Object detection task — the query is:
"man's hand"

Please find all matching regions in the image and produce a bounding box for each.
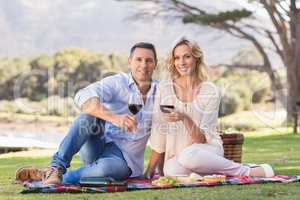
[81,97,137,133]
[114,114,137,133]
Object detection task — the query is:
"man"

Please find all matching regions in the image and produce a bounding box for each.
[16,42,158,185]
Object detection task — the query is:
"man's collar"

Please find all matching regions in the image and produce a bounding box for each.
[128,72,155,93]
[128,72,136,87]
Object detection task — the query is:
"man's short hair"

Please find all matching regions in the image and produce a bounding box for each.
[130,42,157,62]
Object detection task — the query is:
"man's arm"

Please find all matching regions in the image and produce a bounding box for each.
[81,97,137,132]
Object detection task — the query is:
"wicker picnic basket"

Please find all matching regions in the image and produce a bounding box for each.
[220,133,244,163]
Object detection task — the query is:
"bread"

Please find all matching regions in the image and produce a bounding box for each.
[202,175,226,183]
[151,177,177,187]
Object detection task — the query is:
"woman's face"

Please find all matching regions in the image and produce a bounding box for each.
[173,44,197,77]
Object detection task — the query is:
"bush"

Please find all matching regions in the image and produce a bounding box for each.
[215,68,271,116]
[252,88,268,103]
[0,96,79,117]
[0,48,128,101]
[219,92,241,117]
[41,96,79,117]
[231,83,251,111]
[217,78,252,116]
[220,122,257,131]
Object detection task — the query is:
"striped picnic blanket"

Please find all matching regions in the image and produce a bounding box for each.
[20,175,300,194]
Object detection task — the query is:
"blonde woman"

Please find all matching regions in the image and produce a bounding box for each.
[145,38,274,179]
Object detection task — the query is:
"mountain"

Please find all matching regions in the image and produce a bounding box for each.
[0,0,274,65]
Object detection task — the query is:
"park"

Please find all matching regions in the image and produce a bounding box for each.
[0,0,299,199]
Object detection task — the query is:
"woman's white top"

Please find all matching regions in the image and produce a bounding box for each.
[150,80,223,161]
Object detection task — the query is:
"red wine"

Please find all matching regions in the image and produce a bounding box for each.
[128,104,143,115]
[160,105,175,113]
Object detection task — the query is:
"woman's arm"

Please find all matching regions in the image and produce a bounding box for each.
[164,83,221,144]
[182,115,207,144]
[144,150,165,179]
[163,112,206,144]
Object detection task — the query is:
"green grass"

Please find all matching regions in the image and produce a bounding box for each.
[0,130,299,200]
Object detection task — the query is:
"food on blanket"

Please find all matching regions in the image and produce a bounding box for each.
[189,172,203,181]
[174,176,195,184]
[185,173,226,183]
[152,177,177,187]
[171,173,226,183]
[201,175,226,183]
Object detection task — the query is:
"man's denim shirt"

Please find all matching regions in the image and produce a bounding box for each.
[74,72,158,177]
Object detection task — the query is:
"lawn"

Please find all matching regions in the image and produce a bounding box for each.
[0,129,299,200]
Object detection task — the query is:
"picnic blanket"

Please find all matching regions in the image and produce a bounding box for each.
[20,175,300,194]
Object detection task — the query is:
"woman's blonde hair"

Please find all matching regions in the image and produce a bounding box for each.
[167,37,208,81]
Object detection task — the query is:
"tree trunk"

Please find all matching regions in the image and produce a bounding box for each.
[288,9,300,134]
[293,12,300,134]
[286,66,299,134]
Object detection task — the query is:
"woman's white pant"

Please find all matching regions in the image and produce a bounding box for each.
[164,143,250,177]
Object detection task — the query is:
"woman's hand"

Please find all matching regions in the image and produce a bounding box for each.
[144,150,165,179]
[163,110,207,144]
[163,111,186,122]
[144,168,156,179]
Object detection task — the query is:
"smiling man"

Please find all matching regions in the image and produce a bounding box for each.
[16,42,158,185]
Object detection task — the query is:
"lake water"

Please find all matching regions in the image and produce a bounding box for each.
[0,129,65,150]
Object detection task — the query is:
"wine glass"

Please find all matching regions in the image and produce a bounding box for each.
[160,105,175,113]
[128,104,143,115]
[128,93,143,115]
[160,95,175,113]
[127,93,142,137]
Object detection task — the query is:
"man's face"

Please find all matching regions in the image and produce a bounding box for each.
[129,47,157,84]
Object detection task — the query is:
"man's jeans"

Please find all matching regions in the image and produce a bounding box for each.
[51,113,132,184]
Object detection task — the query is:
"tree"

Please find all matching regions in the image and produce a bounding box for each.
[117,0,300,133]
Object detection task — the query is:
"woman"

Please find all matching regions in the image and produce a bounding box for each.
[145,38,274,179]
